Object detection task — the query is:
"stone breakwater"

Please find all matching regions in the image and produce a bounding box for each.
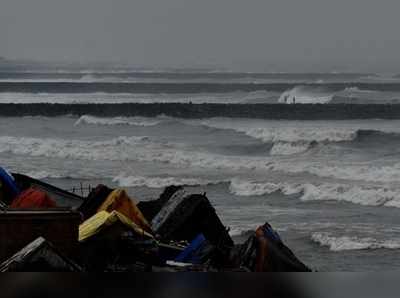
[2,103,400,119]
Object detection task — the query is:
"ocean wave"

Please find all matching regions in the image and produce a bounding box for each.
[229,179,400,207]
[4,134,400,186]
[199,119,358,155]
[0,136,154,161]
[277,85,399,104]
[311,232,400,251]
[113,173,224,188]
[22,170,99,180]
[0,135,263,171]
[24,170,70,180]
[74,115,161,127]
[200,119,359,143]
[229,179,282,196]
[342,87,376,93]
[292,162,400,184]
[269,141,314,155]
[199,118,400,155]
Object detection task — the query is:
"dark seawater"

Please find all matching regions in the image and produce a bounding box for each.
[1,62,400,271]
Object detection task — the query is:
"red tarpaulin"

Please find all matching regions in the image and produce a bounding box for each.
[11,188,57,209]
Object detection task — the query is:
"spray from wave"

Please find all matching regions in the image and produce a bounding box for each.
[278,86,334,104]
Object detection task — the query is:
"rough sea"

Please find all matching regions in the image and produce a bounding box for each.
[2,62,400,271]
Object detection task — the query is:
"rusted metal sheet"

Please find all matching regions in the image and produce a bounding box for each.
[0,209,81,262]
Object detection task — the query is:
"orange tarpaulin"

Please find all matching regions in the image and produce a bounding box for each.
[97,189,152,233]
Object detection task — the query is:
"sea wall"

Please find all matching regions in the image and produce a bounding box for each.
[1,103,400,119]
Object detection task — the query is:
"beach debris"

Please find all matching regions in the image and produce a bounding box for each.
[0,168,311,272]
[151,189,234,249]
[230,223,311,272]
[174,233,215,265]
[138,185,183,222]
[0,237,82,272]
[78,184,113,220]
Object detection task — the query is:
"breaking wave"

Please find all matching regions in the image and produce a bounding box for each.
[273,161,400,184]
[229,179,400,208]
[0,135,263,170]
[269,141,315,155]
[4,133,400,186]
[24,170,72,180]
[74,115,162,127]
[199,120,359,155]
[0,136,153,161]
[311,232,400,251]
[199,118,400,155]
[113,174,224,188]
[21,170,105,180]
[342,87,376,93]
[200,119,357,142]
[276,85,400,104]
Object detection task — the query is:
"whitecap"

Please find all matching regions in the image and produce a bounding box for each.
[311,232,400,251]
[113,173,224,188]
[74,115,161,127]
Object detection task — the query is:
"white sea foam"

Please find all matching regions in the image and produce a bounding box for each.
[199,119,359,143]
[199,118,361,155]
[4,134,400,186]
[4,129,400,189]
[24,170,66,180]
[270,141,312,155]
[113,173,223,188]
[74,115,161,127]
[311,232,400,251]
[229,179,400,207]
[342,87,376,93]
[0,136,152,161]
[0,135,265,172]
[271,161,400,184]
[295,183,400,206]
[229,179,281,196]
[22,170,95,180]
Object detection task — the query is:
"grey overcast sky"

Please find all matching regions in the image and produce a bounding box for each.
[1,0,400,72]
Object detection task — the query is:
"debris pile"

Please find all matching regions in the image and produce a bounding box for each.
[0,167,311,272]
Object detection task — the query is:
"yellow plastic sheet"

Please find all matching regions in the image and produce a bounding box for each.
[79,210,153,242]
[97,189,152,233]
